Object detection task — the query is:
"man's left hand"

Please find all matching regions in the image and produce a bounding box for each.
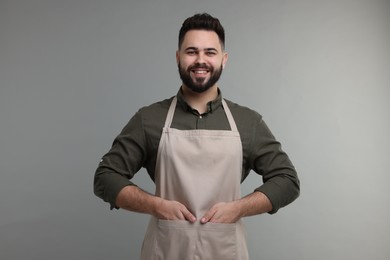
[200,201,242,224]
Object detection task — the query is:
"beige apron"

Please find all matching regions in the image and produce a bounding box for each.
[140,97,249,260]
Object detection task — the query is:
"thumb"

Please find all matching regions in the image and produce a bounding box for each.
[200,208,215,224]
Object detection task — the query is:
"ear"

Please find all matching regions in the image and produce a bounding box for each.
[222,51,228,69]
[176,50,180,65]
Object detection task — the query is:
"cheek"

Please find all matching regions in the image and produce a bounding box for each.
[211,56,225,66]
[179,58,192,68]
[211,60,224,70]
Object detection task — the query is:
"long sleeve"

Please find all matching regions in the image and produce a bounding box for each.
[248,117,300,214]
[94,111,147,209]
[94,92,300,212]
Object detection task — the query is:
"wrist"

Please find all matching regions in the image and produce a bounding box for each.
[233,200,245,219]
[151,196,164,218]
[238,192,272,217]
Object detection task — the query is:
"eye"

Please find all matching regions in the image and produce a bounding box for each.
[205,51,217,56]
[186,50,197,55]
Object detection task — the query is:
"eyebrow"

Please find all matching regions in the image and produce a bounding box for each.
[184,47,219,52]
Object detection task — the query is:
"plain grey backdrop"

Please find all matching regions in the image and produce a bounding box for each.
[1,0,389,259]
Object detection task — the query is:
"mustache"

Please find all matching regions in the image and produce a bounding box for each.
[188,63,212,71]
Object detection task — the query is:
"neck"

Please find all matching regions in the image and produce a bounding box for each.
[181,85,218,114]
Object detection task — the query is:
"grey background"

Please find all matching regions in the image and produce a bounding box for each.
[1,0,389,259]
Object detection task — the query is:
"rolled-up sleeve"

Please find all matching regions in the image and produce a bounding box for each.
[94,111,146,209]
[249,117,300,214]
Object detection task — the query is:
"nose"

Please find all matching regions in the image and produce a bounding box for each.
[195,52,205,63]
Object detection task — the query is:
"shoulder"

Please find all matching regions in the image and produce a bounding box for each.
[120,96,173,133]
[133,96,175,124]
[137,96,174,115]
[132,96,174,132]
[223,98,263,122]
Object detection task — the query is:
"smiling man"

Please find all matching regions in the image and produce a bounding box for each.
[178,30,226,95]
[94,13,300,259]
[177,29,227,115]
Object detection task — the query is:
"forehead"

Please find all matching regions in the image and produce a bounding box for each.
[181,30,222,50]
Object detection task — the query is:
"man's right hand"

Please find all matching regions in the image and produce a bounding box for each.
[115,186,196,223]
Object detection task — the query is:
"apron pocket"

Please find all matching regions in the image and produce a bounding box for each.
[154,220,197,260]
[197,222,238,260]
[154,220,238,260]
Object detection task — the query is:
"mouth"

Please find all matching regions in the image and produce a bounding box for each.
[189,65,211,77]
[191,69,209,76]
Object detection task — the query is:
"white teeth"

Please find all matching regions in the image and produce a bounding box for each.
[193,70,208,74]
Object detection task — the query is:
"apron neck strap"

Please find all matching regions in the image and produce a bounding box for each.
[164,96,178,128]
[221,99,238,132]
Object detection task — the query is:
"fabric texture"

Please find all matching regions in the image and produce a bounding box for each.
[140,97,248,259]
[94,88,300,213]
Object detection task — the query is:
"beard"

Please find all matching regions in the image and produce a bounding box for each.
[178,62,223,93]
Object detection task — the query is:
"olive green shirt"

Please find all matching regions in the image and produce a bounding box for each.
[94,89,299,214]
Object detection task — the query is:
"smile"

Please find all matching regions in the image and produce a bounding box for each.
[191,69,209,75]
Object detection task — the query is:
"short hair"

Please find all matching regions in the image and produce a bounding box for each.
[178,13,225,50]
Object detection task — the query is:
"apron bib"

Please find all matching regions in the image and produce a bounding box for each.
[141,97,249,260]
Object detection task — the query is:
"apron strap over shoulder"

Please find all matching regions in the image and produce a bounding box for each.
[164,96,178,128]
[222,99,238,132]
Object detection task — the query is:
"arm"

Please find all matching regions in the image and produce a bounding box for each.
[251,118,300,214]
[94,108,193,220]
[93,111,146,209]
[94,99,197,221]
[116,185,196,222]
[201,113,299,223]
[237,191,273,217]
[200,191,272,223]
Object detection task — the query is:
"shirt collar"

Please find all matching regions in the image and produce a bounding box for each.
[176,87,223,114]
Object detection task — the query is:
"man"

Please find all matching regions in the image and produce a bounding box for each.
[94,13,299,259]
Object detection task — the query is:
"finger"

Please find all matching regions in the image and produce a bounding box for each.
[181,208,196,223]
[175,202,196,222]
[200,208,216,224]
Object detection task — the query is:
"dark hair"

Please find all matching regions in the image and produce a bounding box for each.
[178,13,225,50]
